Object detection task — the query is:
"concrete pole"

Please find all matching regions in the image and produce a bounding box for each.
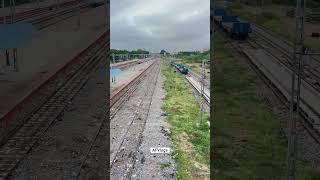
[12,0,15,22]
[9,0,13,23]
[2,0,6,24]
[77,0,80,29]
[6,50,10,66]
[13,48,18,72]
[2,0,9,66]
[198,60,206,128]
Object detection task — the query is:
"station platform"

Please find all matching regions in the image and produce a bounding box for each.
[110,59,156,95]
[0,5,106,118]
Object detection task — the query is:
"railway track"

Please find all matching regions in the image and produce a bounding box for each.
[110,60,158,116]
[0,0,87,23]
[110,60,160,179]
[186,71,210,106]
[188,70,210,89]
[0,32,108,179]
[224,32,320,149]
[31,3,92,30]
[1,0,101,30]
[250,27,320,92]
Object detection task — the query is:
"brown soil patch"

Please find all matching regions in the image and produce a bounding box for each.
[179,132,210,180]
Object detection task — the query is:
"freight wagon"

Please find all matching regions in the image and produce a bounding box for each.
[213,9,252,40]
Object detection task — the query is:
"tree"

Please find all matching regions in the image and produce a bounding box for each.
[160,50,166,54]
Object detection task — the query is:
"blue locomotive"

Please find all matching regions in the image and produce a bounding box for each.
[213,8,252,39]
[170,61,189,74]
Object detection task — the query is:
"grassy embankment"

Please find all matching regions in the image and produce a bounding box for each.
[224,1,320,51]
[213,36,320,179]
[161,60,210,180]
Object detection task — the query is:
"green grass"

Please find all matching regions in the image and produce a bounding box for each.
[161,61,210,180]
[213,36,320,179]
[159,162,172,170]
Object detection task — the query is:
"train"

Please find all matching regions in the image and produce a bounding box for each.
[170,61,189,74]
[213,8,252,40]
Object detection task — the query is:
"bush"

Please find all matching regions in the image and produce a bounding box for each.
[256,11,277,24]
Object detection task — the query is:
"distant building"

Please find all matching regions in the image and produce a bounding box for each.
[200,48,209,53]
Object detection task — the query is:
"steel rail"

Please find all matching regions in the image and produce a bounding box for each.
[185,74,210,105]
[0,0,88,23]
[226,34,320,148]
[109,61,160,179]
[0,32,107,127]
[188,70,210,89]
[250,30,320,91]
[0,33,108,179]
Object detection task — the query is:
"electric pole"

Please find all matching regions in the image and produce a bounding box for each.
[198,59,206,128]
[287,0,306,179]
[2,0,5,24]
[9,0,15,23]
[77,0,80,29]
[2,0,10,66]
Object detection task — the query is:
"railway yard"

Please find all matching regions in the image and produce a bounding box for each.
[0,0,109,179]
[213,3,320,178]
[0,0,212,179]
[109,57,210,179]
[5,0,320,179]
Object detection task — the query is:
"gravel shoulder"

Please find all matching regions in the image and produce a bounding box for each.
[131,67,177,180]
[110,60,177,179]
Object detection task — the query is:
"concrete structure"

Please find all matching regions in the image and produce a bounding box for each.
[0,5,106,118]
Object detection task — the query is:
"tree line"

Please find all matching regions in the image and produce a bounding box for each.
[111,49,150,55]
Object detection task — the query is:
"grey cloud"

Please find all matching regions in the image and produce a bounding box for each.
[111,0,209,52]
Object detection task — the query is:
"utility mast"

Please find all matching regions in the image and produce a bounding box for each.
[198,60,206,128]
[287,0,306,179]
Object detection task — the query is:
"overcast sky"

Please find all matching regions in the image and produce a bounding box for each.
[111,0,209,53]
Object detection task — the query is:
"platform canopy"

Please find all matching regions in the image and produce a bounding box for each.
[0,23,38,52]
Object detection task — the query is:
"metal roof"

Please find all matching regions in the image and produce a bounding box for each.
[0,23,38,52]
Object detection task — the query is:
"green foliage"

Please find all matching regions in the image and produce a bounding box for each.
[110,49,149,54]
[176,51,209,64]
[256,11,277,24]
[162,61,210,179]
[160,49,167,54]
